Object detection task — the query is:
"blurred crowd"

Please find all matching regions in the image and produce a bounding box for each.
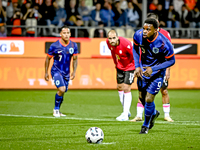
[0,0,200,37]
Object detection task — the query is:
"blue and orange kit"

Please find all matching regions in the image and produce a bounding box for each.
[47,40,78,79]
[132,29,175,79]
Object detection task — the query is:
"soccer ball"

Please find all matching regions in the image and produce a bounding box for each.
[85,127,104,144]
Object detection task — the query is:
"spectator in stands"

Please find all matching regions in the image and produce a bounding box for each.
[11,8,23,36]
[93,21,107,38]
[51,0,67,29]
[180,4,191,28]
[78,0,91,26]
[173,0,184,16]
[190,6,200,37]
[6,0,19,25]
[154,3,167,27]
[120,0,128,10]
[148,0,158,12]
[191,6,200,28]
[70,18,89,37]
[184,0,197,12]
[100,1,115,27]
[166,4,180,28]
[0,1,6,25]
[90,2,102,26]
[180,4,193,37]
[65,0,83,26]
[39,0,55,36]
[112,0,127,27]
[0,25,6,37]
[21,0,32,16]
[126,1,140,27]
[23,3,42,36]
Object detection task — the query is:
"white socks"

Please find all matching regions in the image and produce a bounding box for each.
[136,102,171,118]
[136,102,144,118]
[118,91,124,106]
[123,92,132,115]
[118,91,132,115]
[163,104,170,117]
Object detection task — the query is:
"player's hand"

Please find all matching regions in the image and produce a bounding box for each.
[45,73,49,81]
[135,67,143,79]
[70,72,75,80]
[143,67,152,77]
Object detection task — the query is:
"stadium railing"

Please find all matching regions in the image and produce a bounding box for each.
[4,25,200,39]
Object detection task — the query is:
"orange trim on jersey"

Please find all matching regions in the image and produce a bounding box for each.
[73,53,78,56]
[59,39,70,47]
[147,32,158,43]
[133,40,139,46]
[165,53,174,59]
[47,54,53,58]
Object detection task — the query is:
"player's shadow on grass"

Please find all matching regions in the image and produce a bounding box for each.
[43,113,75,116]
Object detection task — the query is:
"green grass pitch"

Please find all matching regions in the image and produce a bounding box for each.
[0,89,199,150]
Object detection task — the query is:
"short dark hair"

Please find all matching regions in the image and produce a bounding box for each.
[144,18,159,29]
[60,25,70,32]
[147,13,158,20]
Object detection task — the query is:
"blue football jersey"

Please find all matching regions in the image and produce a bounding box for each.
[133,29,175,79]
[47,40,78,79]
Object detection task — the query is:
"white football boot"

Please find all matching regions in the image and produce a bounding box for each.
[53,109,60,117]
[116,112,129,121]
[60,112,66,117]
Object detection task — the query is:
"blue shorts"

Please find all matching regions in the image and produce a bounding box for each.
[137,73,164,95]
[52,72,69,92]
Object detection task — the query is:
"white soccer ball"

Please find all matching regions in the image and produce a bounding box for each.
[85,127,104,144]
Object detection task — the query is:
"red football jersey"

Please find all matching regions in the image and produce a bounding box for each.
[159,28,171,42]
[106,37,135,71]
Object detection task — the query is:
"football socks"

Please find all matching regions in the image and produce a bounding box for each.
[118,90,124,106]
[54,93,63,110]
[137,102,144,118]
[123,92,132,115]
[163,103,170,118]
[143,102,155,127]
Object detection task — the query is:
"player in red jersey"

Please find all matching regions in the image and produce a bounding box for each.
[106,30,135,121]
[130,13,174,122]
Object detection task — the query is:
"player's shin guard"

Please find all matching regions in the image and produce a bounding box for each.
[143,102,155,127]
[55,93,63,110]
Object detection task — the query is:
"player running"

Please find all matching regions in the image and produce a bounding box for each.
[130,13,174,122]
[44,25,78,117]
[133,18,175,134]
[106,30,135,121]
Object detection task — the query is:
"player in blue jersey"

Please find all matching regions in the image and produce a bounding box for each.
[132,18,175,134]
[44,25,78,117]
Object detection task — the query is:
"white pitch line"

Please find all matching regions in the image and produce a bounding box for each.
[101,142,116,145]
[0,114,199,126]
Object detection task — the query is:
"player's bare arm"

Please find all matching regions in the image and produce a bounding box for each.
[165,68,170,81]
[70,55,78,80]
[143,67,153,77]
[44,55,52,81]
